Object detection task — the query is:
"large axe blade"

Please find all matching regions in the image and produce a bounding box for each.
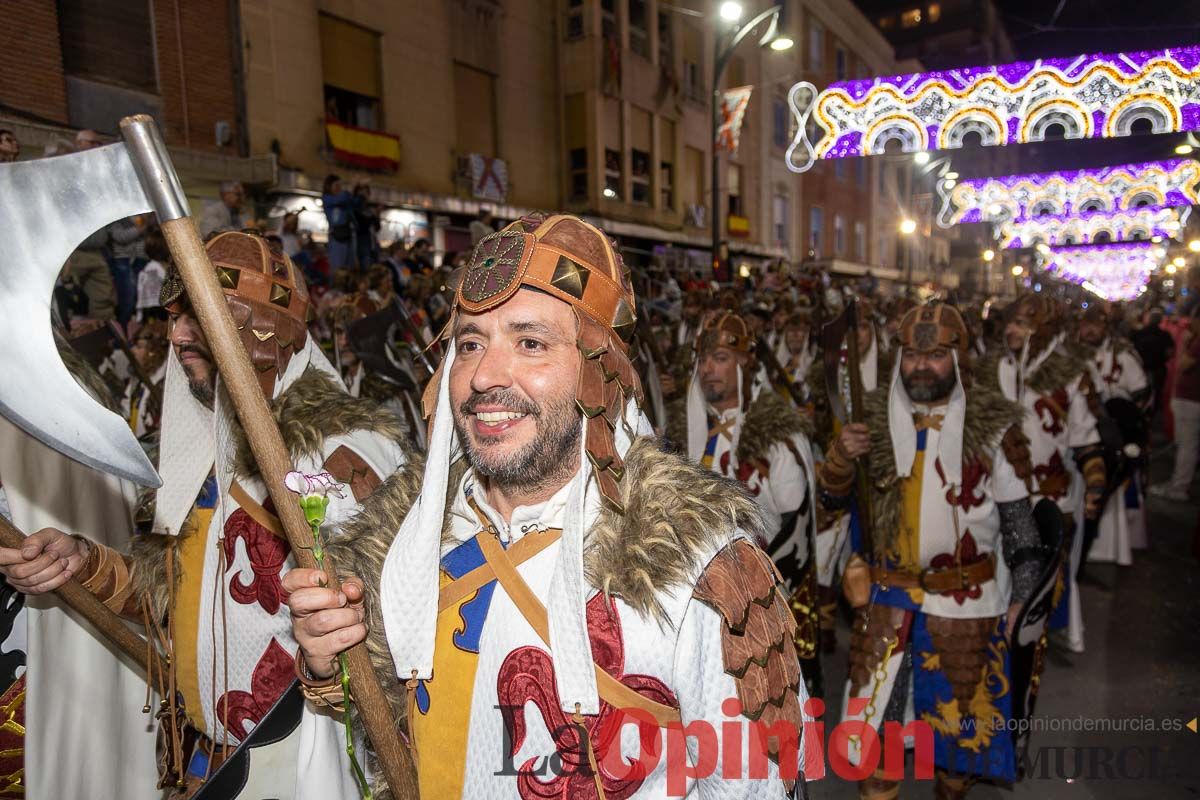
[0,143,160,487]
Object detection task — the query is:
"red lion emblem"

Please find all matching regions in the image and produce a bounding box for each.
[497,594,678,799]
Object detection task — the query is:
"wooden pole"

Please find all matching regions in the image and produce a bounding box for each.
[157,216,419,798]
[0,516,167,678]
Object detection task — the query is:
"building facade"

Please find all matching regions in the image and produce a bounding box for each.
[0,0,273,202]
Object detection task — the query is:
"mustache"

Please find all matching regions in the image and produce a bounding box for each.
[177,342,212,359]
[459,389,540,416]
[906,369,940,383]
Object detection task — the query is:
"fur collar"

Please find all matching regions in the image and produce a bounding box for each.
[664,388,813,463]
[978,345,1087,397]
[862,383,1024,554]
[736,388,814,465]
[231,366,409,478]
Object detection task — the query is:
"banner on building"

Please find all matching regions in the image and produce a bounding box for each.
[469,154,509,203]
[716,86,754,155]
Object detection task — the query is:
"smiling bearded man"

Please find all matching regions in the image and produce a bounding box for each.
[285,213,812,799]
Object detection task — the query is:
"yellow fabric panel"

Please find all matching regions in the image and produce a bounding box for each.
[319,14,381,97]
[174,504,215,737]
[325,121,401,162]
[411,571,482,800]
[895,447,924,572]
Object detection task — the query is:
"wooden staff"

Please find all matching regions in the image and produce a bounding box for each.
[0,516,168,678]
[156,212,418,796]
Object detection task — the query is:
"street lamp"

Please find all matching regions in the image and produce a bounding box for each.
[1011,265,1024,276]
[983,249,995,262]
[1173,256,1186,268]
[913,151,931,165]
[711,4,790,279]
[1189,239,1200,253]
[899,218,917,235]
[1176,144,1194,155]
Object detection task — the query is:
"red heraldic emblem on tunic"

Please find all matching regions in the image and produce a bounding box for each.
[223,502,291,615]
[497,593,678,799]
[216,638,294,738]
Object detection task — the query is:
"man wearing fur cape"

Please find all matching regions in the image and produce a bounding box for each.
[818,303,1045,799]
[807,298,891,654]
[0,232,411,798]
[285,213,811,798]
[1077,304,1150,561]
[666,310,821,673]
[976,295,1105,654]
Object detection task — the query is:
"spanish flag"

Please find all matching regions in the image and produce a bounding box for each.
[325,118,401,172]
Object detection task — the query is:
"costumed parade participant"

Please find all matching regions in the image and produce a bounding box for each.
[667,310,821,684]
[286,213,811,798]
[0,340,160,800]
[776,308,816,406]
[810,298,891,654]
[0,232,412,798]
[1077,305,1152,559]
[122,317,169,438]
[978,295,1105,654]
[818,303,1048,800]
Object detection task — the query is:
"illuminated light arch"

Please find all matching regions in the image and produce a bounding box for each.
[998,204,1190,248]
[1124,188,1164,208]
[1044,241,1161,301]
[862,114,928,156]
[1105,94,1180,136]
[938,159,1200,226]
[786,46,1200,173]
[1023,99,1092,141]
[1075,194,1110,213]
[1030,199,1063,217]
[938,107,1007,149]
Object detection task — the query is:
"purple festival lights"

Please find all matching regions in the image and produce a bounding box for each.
[786,46,1200,173]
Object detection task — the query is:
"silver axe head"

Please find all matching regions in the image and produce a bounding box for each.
[0,120,183,487]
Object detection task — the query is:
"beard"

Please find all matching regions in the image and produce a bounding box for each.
[178,345,216,408]
[902,367,957,402]
[453,386,582,497]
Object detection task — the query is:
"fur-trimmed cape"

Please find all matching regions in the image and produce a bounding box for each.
[664,386,814,464]
[322,436,764,798]
[976,345,1088,397]
[129,366,411,618]
[860,383,1027,555]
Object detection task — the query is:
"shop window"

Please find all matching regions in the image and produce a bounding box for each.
[320,14,383,130]
[854,221,867,261]
[773,195,790,250]
[630,0,649,59]
[927,3,941,23]
[835,214,846,256]
[809,206,824,255]
[901,8,922,28]
[565,0,584,40]
[454,61,497,157]
[605,148,623,200]
[728,164,744,217]
[569,148,589,201]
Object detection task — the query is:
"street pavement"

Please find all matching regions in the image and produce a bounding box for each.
[808,439,1200,799]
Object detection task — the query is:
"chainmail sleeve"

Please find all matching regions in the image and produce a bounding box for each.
[997,497,1043,606]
